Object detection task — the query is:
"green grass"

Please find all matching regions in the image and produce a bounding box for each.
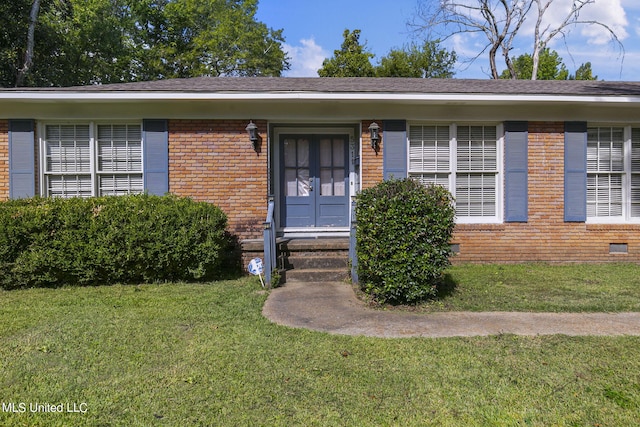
[1,266,640,426]
[421,263,640,312]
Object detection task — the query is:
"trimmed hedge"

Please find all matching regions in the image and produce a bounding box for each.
[355,178,455,304]
[0,194,235,289]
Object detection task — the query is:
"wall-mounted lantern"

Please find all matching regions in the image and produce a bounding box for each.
[246,120,259,151]
[368,122,380,151]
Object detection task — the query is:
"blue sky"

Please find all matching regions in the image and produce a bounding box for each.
[256,0,640,80]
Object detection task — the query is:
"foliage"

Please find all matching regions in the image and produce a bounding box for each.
[319,29,457,79]
[1,0,289,87]
[570,62,598,80]
[375,40,457,78]
[500,48,598,80]
[134,0,289,80]
[318,29,375,77]
[500,48,568,80]
[0,194,235,289]
[355,178,455,304]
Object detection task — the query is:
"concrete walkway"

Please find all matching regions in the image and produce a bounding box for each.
[262,281,640,338]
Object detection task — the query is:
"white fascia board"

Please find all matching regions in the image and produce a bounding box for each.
[2,91,640,104]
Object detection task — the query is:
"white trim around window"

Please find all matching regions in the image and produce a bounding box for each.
[586,124,640,223]
[408,122,504,224]
[39,121,144,198]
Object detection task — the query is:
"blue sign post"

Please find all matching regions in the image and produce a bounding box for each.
[248,257,265,288]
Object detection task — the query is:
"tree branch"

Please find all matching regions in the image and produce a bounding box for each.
[16,0,41,87]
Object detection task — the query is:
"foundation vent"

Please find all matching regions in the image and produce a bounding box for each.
[609,243,628,254]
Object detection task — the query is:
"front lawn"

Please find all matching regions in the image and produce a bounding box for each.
[1,266,639,426]
[408,263,640,312]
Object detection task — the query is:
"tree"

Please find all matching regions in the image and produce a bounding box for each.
[411,0,624,80]
[2,0,290,87]
[411,0,532,79]
[570,62,597,80]
[528,0,621,80]
[499,48,568,80]
[2,0,139,86]
[16,0,41,87]
[317,29,375,77]
[500,49,600,80]
[376,41,457,78]
[134,0,289,79]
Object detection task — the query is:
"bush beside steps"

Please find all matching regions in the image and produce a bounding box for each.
[355,178,456,304]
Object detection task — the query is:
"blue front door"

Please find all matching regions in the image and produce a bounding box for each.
[281,134,349,228]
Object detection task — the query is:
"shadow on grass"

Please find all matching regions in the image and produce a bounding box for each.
[435,272,458,300]
[355,272,460,311]
[218,232,245,280]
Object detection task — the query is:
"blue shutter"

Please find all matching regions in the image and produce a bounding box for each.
[143,119,169,195]
[504,121,528,222]
[9,120,35,199]
[382,120,407,180]
[564,121,587,222]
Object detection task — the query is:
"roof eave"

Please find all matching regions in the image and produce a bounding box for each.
[2,91,640,104]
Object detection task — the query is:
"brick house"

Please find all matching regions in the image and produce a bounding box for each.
[2,77,640,265]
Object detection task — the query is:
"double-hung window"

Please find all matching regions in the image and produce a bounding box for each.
[42,123,143,198]
[587,126,640,221]
[409,124,502,222]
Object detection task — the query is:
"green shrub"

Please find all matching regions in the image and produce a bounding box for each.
[355,178,455,304]
[0,194,235,289]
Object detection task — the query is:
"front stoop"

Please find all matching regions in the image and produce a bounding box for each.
[278,238,350,283]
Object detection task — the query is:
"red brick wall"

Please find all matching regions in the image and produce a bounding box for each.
[0,120,8,201]
[359,120,640,263]
[452,121,640,263]
[168,119,268,240]
[361,120,383,189]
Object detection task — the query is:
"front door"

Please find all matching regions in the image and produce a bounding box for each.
[281,134,349,228]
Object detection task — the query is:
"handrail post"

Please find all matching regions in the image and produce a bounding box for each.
[349,198,358,284]
[263,196,276,288]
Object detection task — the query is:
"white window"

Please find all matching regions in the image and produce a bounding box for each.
[587,126,640,221]
[409,123,502,222]
[42,123,143,198]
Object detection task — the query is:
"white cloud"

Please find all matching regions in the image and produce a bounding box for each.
[578,0,628,45]
[283,38,328,77]
[531,0,628,46]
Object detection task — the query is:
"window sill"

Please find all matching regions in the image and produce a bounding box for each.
[586,223,640,231]
[455,223,505,232]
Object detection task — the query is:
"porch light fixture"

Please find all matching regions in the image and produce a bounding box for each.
[368,122,380,151]
[246,120,259,151]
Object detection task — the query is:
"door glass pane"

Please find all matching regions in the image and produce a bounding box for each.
[320,138,332,167]
[333,138,345,167]
[297,168,309,196]
[319,136,346,196]
[298,138,309,167]
[320,169,333,195]
[285,168,297,196]
[333,169,345,196]
[284,138,297,167]
[284,137,310,197]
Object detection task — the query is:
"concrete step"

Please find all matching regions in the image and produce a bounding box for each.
[284,268,349,283]
[283,255,348,270]
[275,238,351,284]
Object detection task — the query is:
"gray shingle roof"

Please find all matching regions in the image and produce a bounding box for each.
[5,77,640,96]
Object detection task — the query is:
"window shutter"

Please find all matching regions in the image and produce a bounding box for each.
[9,120,35,199]
[143,119,168,195]
[383,120,407,180]
[504,121,528,222]
[564,122,587,222]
